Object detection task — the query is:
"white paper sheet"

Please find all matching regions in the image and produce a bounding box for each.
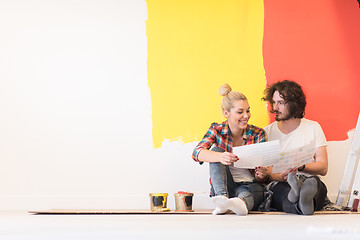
[232,140,280,169]
[271,140,315,173]
[232,140,316,173]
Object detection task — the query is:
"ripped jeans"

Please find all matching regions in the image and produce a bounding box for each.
[209,146,265,211]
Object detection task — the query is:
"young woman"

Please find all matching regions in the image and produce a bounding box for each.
[192,83,269,215]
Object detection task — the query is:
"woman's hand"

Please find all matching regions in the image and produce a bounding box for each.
[255,166,270,182]
[255,166,268,178]
[219,152,239,165]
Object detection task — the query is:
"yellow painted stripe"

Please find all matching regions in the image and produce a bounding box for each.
[147,0,268,148]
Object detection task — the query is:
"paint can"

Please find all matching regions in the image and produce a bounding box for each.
[149,193,169,212]
[351,198,359,212]
[174,191,194,212]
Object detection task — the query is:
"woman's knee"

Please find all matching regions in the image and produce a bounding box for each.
[238,191,254,210]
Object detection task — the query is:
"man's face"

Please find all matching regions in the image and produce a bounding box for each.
[272,91,291,121]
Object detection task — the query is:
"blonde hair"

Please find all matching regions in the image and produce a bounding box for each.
[219,83,247,112]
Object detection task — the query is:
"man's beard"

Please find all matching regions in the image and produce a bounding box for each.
[274,111,292,121]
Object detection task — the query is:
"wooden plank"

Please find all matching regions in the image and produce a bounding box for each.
[28,209,359,215]
[28,209,212,214]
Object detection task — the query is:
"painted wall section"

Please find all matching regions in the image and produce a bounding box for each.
[147,0,269,148]
[263,0,360,140]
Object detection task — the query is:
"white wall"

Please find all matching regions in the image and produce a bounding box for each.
[323,134,352,202]
[0,0,355,211]
[0,0,211,210]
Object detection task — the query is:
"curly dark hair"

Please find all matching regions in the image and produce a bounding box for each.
[262,80,306,119]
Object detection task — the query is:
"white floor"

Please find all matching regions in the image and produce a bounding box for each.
[0,211,360,240]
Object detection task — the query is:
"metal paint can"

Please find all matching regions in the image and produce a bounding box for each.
[174,191,194,212]
[149,193,168,212]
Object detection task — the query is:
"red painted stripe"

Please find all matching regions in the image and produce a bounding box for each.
[263,0,360,140]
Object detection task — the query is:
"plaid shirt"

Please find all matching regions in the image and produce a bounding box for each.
[192,120,267,164]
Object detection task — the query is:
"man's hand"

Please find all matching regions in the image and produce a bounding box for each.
[280,167,298,181]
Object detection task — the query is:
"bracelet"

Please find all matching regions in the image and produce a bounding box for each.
[298,164,305,171]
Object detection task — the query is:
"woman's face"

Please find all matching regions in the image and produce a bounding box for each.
[224,99,251,131]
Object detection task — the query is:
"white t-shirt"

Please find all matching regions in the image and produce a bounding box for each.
[264,118,327,166]
[229,166,254,182]
[264,118,327,152]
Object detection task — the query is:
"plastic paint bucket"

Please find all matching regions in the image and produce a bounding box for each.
[174,191,194,212]
[149,193,168,211]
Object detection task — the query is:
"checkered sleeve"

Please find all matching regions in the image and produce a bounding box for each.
[245,125,268,145]
[192,123,217,163]
[257,128,267,143]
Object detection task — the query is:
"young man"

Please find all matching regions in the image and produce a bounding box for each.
[262,80,328,215]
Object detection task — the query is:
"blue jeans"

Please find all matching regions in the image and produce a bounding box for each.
[271,175,328,214]
[209,146,265,211]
